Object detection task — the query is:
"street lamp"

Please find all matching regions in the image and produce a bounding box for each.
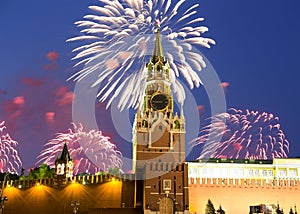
[71,200,80,214]
[0,173,9,214]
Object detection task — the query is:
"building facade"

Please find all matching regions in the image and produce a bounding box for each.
[133,26,189,214]
[188,158,300,213]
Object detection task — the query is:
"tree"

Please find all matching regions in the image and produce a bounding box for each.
[289,208,294,214]
[38,164,55,179]
[0,172,19,181]
[19,168,25,180]
[108,167,120,176]
[217,205,225,214]
[276,204,284,214]
[26,164,55,180]
[205,199,216,214]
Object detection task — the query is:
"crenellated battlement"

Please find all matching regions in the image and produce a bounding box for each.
[147,162,186,173]
[188,177,300,189]
[0,173,135,189]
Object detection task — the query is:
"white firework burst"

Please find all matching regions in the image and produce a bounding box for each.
[0,121,23,173]
[192,108,289,160]
[36,123,122,175]
[67,0,215,110]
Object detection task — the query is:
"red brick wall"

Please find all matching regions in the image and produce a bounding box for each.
[189,178,300,213]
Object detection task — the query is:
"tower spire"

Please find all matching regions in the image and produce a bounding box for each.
[59,141,72,161]
[151,20,164,64]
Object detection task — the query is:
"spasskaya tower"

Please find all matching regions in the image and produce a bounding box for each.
[133,24,189,214]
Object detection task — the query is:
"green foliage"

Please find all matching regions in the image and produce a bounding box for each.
[217,205,225,214]
[205,199,216,214]
[95,171,106,176]
[26,164,55,180]
[108,167,120,176]
[19,168,25,180]
[19,175,26,180]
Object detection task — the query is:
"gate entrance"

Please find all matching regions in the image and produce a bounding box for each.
[159,197,174,214]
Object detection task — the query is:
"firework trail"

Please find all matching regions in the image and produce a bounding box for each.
[192,108,289,159]
[0,121,23,173]
[67,0,215,110]
[36,123,122,175]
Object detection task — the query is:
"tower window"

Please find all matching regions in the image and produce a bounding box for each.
[142,120,148,128]
[174,120,180,129]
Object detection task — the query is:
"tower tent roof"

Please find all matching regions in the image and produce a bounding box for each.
[151,27,164,64]
[58,143,72,161]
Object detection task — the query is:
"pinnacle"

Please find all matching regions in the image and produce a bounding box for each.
[151,27,164,64]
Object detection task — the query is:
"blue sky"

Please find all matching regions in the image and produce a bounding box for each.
[0,0,299,171]
[201,0,300,157]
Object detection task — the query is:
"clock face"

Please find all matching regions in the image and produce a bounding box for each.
[150,93,169,111]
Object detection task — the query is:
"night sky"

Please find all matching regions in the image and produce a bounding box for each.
[0,0,299,172]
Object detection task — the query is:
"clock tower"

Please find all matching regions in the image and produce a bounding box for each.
[133,25,189,214]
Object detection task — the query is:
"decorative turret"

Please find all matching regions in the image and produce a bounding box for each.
[55,142,74,186]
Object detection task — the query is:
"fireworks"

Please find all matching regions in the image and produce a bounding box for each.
[67,0,215,110]
[192,108,289,159]
[0,121,23,173]
[36,123,122,175]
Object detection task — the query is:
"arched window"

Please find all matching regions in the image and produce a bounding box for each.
[142,120,148,128]
[174,120,180,129]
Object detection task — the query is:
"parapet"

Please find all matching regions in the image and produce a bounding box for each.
[0,173,135,189]
[188,177,300,189]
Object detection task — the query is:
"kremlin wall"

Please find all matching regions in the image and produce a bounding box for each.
[188,158,300,213]
[2,174,136,214]
[1,158,300,213]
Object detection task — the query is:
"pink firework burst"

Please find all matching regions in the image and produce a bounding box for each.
[192,108,289,159]
[0,121,23,173]
[36,123,122,175]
